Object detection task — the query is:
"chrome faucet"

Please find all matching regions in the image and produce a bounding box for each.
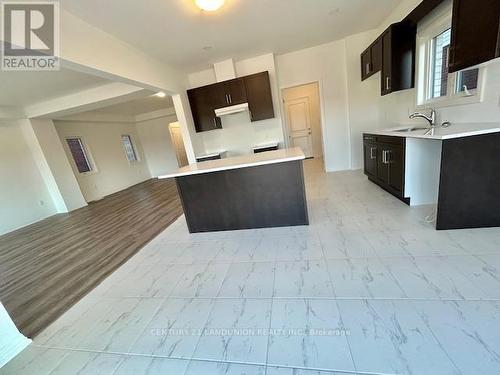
[409,109,436,127]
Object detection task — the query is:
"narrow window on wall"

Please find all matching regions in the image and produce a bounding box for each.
[429,28,451,99]
[66,137,93,173]
[121,135,139,162]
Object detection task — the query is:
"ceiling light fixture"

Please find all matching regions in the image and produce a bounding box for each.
[195,0,225,12]
[155,92,166,98]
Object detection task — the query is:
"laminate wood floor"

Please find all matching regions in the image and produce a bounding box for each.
[0,178,182,338]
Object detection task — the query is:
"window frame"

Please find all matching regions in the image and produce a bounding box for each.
[415,8,485,109]
[121,134,140,164]
[64,136,97,175]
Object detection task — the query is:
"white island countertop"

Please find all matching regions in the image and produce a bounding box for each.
[159,147,305,179]
[366,122,500,140]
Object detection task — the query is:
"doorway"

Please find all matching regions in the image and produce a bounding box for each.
[168,122,189,167]
[282,82,323,159]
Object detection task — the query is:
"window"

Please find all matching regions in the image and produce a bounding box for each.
[430,29,451,99]
[417,14,482,108]
[121,135,138,162]
[455,68,479,94]
[66,138,93,174]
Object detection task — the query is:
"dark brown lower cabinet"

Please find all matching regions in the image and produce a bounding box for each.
[363,134,408,203]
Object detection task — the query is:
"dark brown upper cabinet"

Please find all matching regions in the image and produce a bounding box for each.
[361,0,446,95]
[361,37,383,80]
[448,0,500,73]
[187,71,275,132]
[221,78,247,107]
[381,22,416,96]
[243,72,275,122]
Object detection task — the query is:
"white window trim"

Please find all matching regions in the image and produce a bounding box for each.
[64,136,98,176]
[121,134,140,164]
[415,6,485,110]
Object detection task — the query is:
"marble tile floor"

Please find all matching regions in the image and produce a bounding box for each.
[2,159,500,375]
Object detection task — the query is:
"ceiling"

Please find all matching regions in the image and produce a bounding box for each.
[91,94,174,116]
[0,68,110,107]
[60,0,402,72]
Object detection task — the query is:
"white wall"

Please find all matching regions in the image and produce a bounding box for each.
[0,121,57,235]
[276,40,351,171]
[187,53,285,157]
[55,120,150,202]
[0,302,30,369]
[344,31,382,169]
[28,119,87,211]
[136,114,180,177]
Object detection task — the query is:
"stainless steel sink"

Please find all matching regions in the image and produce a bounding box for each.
[389,126,429,133]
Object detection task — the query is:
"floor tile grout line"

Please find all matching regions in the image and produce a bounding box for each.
[263,260,277,375]
[34,344,398,375]
[319,235,358,373]
[68,295,500,302]
[186,260,232,370]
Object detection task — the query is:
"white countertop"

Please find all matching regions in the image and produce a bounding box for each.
[253,142,279,150]
[365,122,500,140]
[159,147,305,179]
[196,150,227,159]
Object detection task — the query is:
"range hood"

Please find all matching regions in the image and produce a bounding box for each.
[214,103,249,117]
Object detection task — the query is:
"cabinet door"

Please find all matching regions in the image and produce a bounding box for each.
[225,78,247,106]
[361,49,372,80]
[371,37,383,73]
[187,86,222,132]
[387,145,404,194]
[381,30,392,95]
[244,72,275,122]
[363,142,378,177]
[449,0,500,73]
[377,146,389,184]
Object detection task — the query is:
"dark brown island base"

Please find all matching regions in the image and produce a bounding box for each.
[159,148,309,233]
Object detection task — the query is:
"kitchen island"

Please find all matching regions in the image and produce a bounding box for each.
[159,148,309,233]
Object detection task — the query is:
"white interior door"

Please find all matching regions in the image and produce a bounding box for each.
[168,122,188,167]
[284,96,314,157]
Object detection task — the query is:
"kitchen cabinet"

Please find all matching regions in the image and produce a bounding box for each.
[243,71,275,122]
[363,135,377,178]
[363,134,407,202]
[221,78,247,106]
[448,0,500,73]
[361,37,383,81]
[361,0,446,94]
[187,84,222,132]
[381,23,416,96]
[187,71,274,132]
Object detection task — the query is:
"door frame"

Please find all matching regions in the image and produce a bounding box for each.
[280,81,326,170]
[168,121,188,167]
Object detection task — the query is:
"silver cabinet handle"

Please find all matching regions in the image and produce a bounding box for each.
[382,150,386,164]
[228,93,232,103]
[370,147,376,159]
[366,63,370,74]
[386,76,391,91]
[225,94,229,104]
[213,118,217,128]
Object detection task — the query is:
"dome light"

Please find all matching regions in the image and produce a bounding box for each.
[195,0,225,12]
